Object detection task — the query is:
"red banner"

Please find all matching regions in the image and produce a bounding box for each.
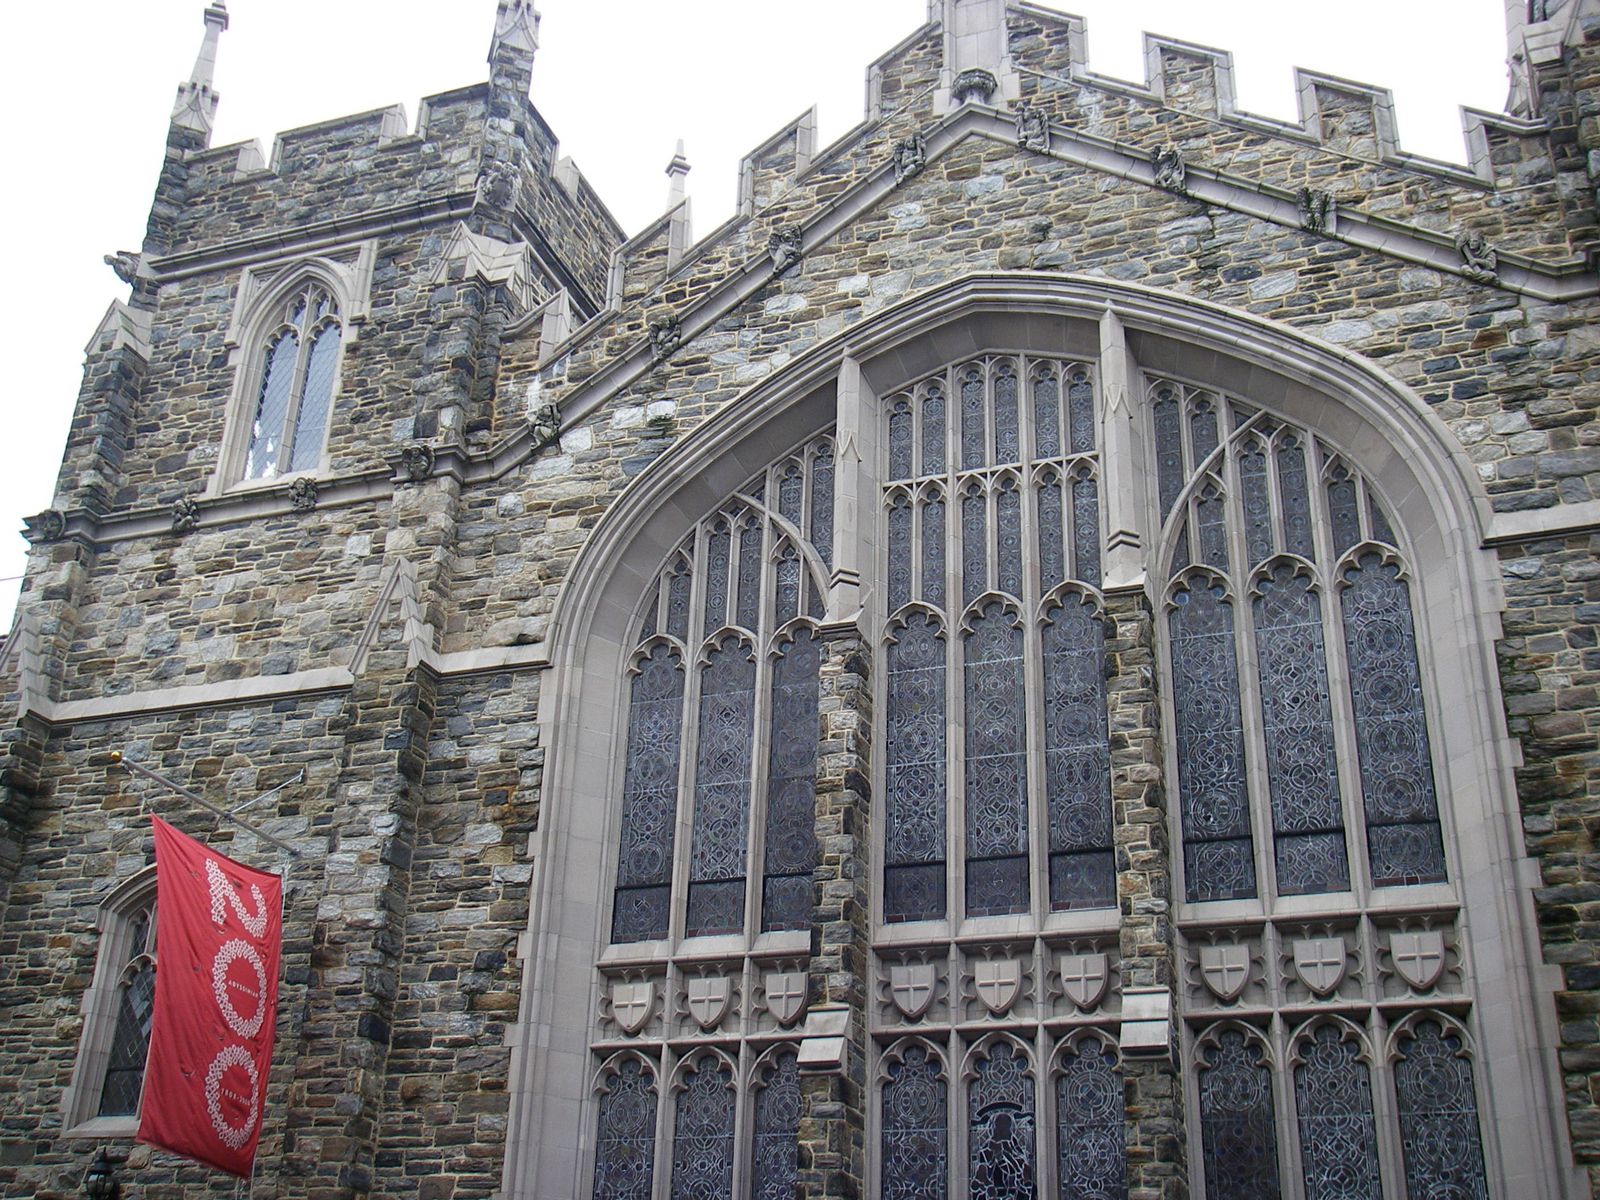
[138,816,283,1177]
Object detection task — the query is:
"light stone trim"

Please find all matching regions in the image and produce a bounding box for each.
[428,224,538,314]
[1484,497,1600,544]
[84,301,153,360]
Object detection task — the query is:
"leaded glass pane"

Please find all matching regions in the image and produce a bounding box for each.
[889,496,914,613]
[1072,474,1102,589]
[1254,564,1349,896]
[247,330,299,479]
[752,1050,802,1200]
[667,563,693,642]
[882,1045,947,1200]
[1368,492,1397,547]
[1328,467,1361,556]
[963,490,988,607]
[1239,442,1274,568]
[1043,595,1114,910]
[968,1042,1036,1198]
[1068,370,1096,455]
[922,385,947,477]
[1153,385,1185,519]
[1341,555,1447,886]
[1038,474,1066,595]
[1196,483,1230,572]
[885,614,946,922]
[994,367,1021,464]
[763,629,820,931]
[1277,438,1315,560]
[778,462,804,526]
[1294,1025,1382,1200]
[997,479,1023,600]
[1034,370,1062,460]
[1191,399,1220,465]
[1394,1021,1490,1200]
[1056,1042,1126,1200]
[289,323,340,473]
[812,443,835,568]
[638,585,660,640]
[736,521,763,632]
[703,524,731,638]
[775,548,802,627]
[98,953,155,1117]
[1198,1030,1281,1200]
[891,399,915,479]
[1170,580,1257,902]
[671,1054,735,1200]
[612,644,685,943]
[922,496,947,610]
[964,603,1028,916]
[962,370,986,470]
[685,638,757,936]
[593,1059,657,1200]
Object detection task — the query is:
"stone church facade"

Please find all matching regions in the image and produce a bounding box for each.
[1,0,1598,1196]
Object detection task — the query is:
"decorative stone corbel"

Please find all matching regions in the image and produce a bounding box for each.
[1016,104,1051,154]
[649,315,683,362]
[768,226,803,276]
[1152,147,1188,194]
[892,134,928,186]
[952,68,999,105]
[399,443,436,483]
[1456,230,1499,283]
[22,510,66,544]
[530,404,561,449]
[1297,187,1335,235]
[171,496,202,534]
[288,477,319,512]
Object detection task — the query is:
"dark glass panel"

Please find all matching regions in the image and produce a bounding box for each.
[964,603,1029,916]
[961,370,986,470]
[922,496,947,610]
[751,1050,802,1200]
[1056,1042,1126,1200]
[611,645,686,943]
[592,1059,657,1200]
[762,630,821,931]
[1190,399,1221,464]
[996,479,1023,600]
[774,548,802,627]
[889,496,914,613]
[968,1042,1035,1199]
[685,638,757,936]
[1170,581,1257,901]
[1037,474,1066,595]
[1043,595,1114,910]
[1294,1025,1382,1200]
[1196,483,1230,571]
[1072,474,1102,589]
[1068,370,1096,455]
[1239,442,1274,568]
[98,957,156,1116]
[1198,1030,1281,1200]
[963,491,988,608]
[670,1054,735,1200]
[1153,385,1185,520]
[1341,555,1447,886]
[994,366,1021,464]
[1254,564,1350,896]
[1327,467,1361,556]
[882,1045,947,1200]
[1394,1021,1490,1200]
[703,525,731,638]
[1277,438,1316,561]
[890,399,914,480]
[885,614,947,922]
[811,442,835,568]
[736,521,764,632]
[778,462,805,526]
[922,385,947,477]
[1368,491,1397,546]
[1034,370,1062,460]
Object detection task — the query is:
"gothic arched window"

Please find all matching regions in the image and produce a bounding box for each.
[881,1040,949,1199]
[593,1056,659,1200]
[242,281,344,481]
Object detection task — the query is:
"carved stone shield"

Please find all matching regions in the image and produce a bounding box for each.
[889,962,937,1020]
[973,958,1023,1016]
[610,980,654,1035]
[1390,931,1446,991]
[1059,953,1110,1011]
[1199,944,1252,1002]
[763,971,807,1028]
[686,975,732,1031]
[1293,938,1347,996]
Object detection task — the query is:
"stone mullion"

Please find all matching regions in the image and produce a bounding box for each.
[276,650,437,1200]
[1105,587,1190,1200]
[797,625,872,1200]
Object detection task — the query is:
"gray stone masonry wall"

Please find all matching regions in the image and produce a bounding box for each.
[4,4,1600,1197]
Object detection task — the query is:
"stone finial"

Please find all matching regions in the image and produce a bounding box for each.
[172,2,229,136]
[490,0,541,61]
[665,140,691,209]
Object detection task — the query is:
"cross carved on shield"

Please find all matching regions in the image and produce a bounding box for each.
[1390,931,1446,991]
[1292,937,1347,996]
[1059,953,1109,1011]
[1199,944,1252,1002]
[685,975,732,1030]
[763,971,807,1028]
[973,958,1023,1016]
[889,962,937,1021]
[609,979,655,1035]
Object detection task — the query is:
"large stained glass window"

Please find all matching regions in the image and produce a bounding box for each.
[244,282,343,480]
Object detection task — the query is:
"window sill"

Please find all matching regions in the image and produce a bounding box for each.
[62,1114,139,1140]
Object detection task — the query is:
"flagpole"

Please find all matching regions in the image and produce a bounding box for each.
[109,750,302,858]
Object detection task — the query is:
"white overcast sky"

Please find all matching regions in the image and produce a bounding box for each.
[0,1,1509,631]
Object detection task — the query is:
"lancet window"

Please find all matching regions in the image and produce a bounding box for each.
[881,356,1111,924]
[243,282,344,481]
